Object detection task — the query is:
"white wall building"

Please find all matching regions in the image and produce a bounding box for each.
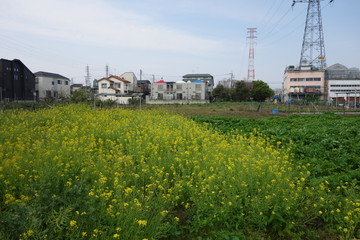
[97,75,133,104]
[326,63,360,105]
[147,80,209,104]
[34,71,70,100]
[183,74,214,94]
[119,72,137,91]
[282,66,326,102]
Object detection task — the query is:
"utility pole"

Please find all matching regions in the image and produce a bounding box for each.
[292,0,333,69]
[247,28,257,81]
[106,64,109,77]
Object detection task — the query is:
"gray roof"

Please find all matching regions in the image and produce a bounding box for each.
[327,63,348,70]
[183,74,213,78]
[35,71,69,80]
[137,80,151,84]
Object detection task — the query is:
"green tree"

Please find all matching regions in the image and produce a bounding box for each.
[70,88,93,103]
[234,80,252,101]
[250,80,274,102]
[212,84,232,102]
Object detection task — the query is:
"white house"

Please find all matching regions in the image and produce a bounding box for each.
[119,72,137,91]
[34,71,70,100]
[147,80,209,104]
[97,75,133,104]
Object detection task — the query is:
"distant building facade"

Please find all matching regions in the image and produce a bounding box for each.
[97,75,133,104]
[35,71,70,100]
[147,80,209,104]
[71,84,84,93]
[183,74,214,93]
[119,72,138,91]
[282,65,326,102]
[137,80,151,96]
[0,58,35,101]
[326,63,360,105]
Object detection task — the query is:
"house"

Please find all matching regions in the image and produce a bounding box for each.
[34,71,70,100]
[147,80,209,104]
[71,84,84,93]
[326,63,360,106]
[0,58,35,101]
[282,65,326,102]
[182,74,214,93]
[119,72,137,91]
[137,80,151,96]
[97,75,132,104]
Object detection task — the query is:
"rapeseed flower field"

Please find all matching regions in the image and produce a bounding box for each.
[0,104,358,239]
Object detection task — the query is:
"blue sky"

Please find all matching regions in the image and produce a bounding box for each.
[1,0,359,89]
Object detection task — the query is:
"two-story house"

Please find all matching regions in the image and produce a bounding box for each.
[147,80,209,104]
[97,75,132,104]
[35,71,70,100]
[119,72,137,91]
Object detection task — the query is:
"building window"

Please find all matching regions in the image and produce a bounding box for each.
[114,83,120,88]
[166,84,174,91]
[176,84,182,90]
[158,93,163,100]
[158,85,164,91]
[35,78,39,84]
[64,81,69,85]
[101,83,107,88]
[195,84,202,90]
[52,81,54,85]
[58,80,62,84]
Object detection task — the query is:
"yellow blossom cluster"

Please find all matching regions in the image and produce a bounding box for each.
[0,104,358,239]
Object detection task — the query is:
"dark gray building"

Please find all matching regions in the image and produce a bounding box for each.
[0,59,35,101]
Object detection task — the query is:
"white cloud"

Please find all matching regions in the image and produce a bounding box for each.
[0,0,223,54]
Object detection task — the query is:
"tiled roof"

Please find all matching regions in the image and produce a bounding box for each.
[109,75,131,83]
[97,78,114,82]
[109,86,120,91]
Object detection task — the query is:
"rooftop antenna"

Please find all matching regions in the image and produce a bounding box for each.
[292,0,333,69]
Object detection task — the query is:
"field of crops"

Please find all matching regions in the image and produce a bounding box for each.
[0,104,359,239]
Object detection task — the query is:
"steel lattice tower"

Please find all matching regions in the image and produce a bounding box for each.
[247,28,257,81]
[85,65,91,87]
[292,0,332,69]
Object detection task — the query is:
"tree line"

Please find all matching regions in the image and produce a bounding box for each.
[212,80,274,102]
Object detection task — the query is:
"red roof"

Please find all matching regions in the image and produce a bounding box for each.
[109,86,120,91]
[154,80,165,83]
[98,76,131,83]
[110,75,131,83]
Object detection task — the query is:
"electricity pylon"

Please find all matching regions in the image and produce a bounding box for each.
[292,0,333,69]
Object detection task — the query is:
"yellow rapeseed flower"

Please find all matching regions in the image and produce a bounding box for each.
[137,220,147,227]
[69,220,77,227]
